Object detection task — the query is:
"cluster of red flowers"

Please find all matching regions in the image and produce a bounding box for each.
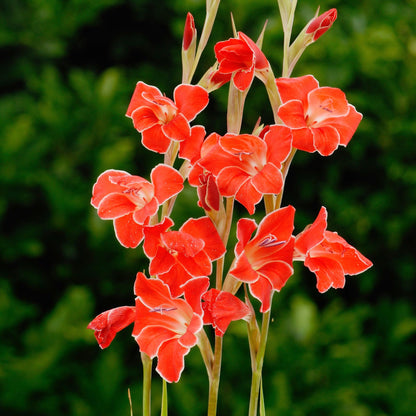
[88,8,371,384]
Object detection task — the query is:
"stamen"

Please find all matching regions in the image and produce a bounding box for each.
[259,235,285,247]
[149,307,177,314]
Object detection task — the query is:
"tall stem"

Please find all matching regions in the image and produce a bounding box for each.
[207,335,223,416]
[141,352,152,416]
[248,307,272,416]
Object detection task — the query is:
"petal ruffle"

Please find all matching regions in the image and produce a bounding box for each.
[114,214,144,248]
[141,125,172,154]
[151,164,184,204]
[156,339,189,383]
[91,169,128,208]
[98,193,136,219]
[276,75,319,106]
[174,84,209,121]
[278,100,307,128]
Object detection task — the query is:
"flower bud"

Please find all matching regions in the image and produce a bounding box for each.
[183,12,196,51]
[306,8,337,42]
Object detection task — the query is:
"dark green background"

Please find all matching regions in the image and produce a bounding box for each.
[1,0,415,414]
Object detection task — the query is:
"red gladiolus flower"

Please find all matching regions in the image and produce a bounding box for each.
[91,165,183,248]
[276,75,362,156]
[294,207,373,292]
[202,289,250,336]
[306,8,337,42]
[197,126,292,214]
[143,216,226,297]
[88,306,136,349]
[132,272,209,383]
[126,82,209,153]
[214,31,269,91]
[230,206,295,312]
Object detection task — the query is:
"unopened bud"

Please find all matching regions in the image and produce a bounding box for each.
[183,12,196,51]
[306,8,337,42]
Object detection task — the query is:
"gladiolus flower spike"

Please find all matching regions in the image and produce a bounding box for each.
[87,2,373,411]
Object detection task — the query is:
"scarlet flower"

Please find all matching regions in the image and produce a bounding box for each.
[88,306,136,349]
[143,216,226,297]
[91,165,183,248]
[306,8,337,42]
[276,75,362,156]
[202,289,250,336]
[294,207,373,292]
[230,206,295,312]
[132,272,209,383]
[197,126,292,214]
[126,82,209,153]
[214,31,269,91]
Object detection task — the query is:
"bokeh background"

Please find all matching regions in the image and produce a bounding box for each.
[1,0,415,415]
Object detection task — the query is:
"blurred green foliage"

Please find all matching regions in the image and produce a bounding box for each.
[1,0,415,415]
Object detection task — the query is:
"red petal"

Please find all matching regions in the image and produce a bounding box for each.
[134,325,178,357]
[162,113,191,142]
[249,277,273,313]
[202,289,250,336]
[114,214,144,248]
[131,106,159,131]
[277,100,307,128]
[180,217,226,261]
[230,253,259,283]
[307,87,349,121]
[291,128,316,153]
[182,277,209,316]
[217,166,250,197]
[174,84,209,121]
[149,246,175,275]
[254,206,295,245]
[257,261,294,292]
[161,230,205,257]
[126,82,162,117]
[295,207,327,256]
[322,231,372,275]
[156,339,189,383]
[158,264,193,298]
[239,32,269,70]
[235,179,262,214]
[276,75,319,106]
[235,218,257,255]
[143,217,173,258]
[264,125,293,167]
[97,193,136,219]
[132,198,158,224]
[141,125,172,154]
[325,105,363,147]
[179,125,206,163]
[91,170,128,208]
[88,306,136,349]
[312,125,341,156]
[177,250,212,277]
[151,164,184,204]
[233,67,255,91]
[305,256,345,292]
[251,163,283,195]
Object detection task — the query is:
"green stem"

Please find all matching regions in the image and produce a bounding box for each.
[161,379,168,416]
[248,307,272,416]
[207,335,223,416]
[141,352,152,416]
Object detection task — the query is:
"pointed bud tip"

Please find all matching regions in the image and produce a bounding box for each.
[183,12,196,51]
[306,8,337,41]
